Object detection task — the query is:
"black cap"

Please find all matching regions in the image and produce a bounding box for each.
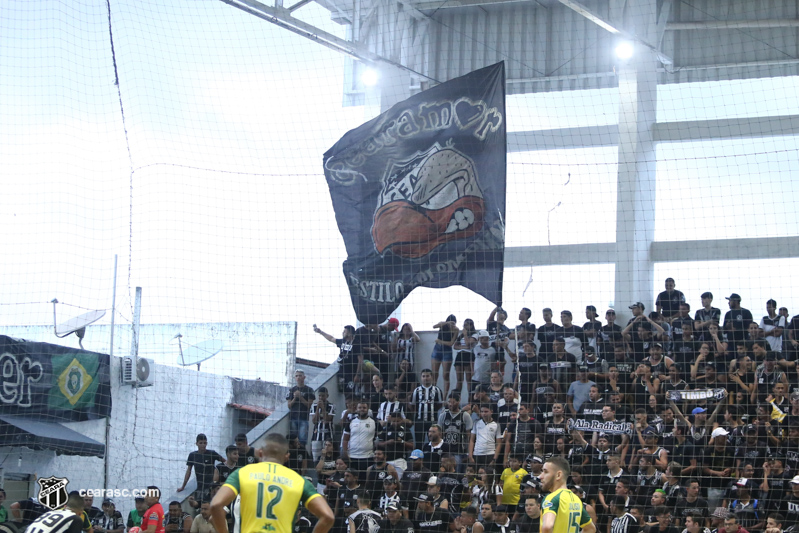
[744,424,757,434]
[414,493,432,502]
[586,305,597,313]
[629,302,645,310]
[554,336,565,343]
[494,505,510,513]
[539,362,550,368]
[726,293,742,301]
[650,342,663,349]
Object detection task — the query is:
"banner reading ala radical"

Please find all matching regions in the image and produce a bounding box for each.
[0,335,112,422]
[323,62,507,324]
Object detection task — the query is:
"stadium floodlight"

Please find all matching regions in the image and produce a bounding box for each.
[615,41,634,60]
[175,334,224,371]
[361,67,379,87]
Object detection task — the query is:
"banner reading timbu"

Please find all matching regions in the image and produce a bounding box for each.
[324,63,506,323]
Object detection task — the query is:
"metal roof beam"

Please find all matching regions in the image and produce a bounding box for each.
[555,0,673,65]
[667,19,799,30]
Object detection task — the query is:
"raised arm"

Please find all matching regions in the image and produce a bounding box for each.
[313,325,338,344]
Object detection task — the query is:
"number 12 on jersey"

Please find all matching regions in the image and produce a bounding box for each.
[255,482,284,519]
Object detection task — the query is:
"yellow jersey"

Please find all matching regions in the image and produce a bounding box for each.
[500,467,528,505]
[223,461,321,533]
[541,488,592,533]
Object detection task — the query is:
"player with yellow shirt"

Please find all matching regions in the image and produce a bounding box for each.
[210,434,334,533]
[539,457,595,533]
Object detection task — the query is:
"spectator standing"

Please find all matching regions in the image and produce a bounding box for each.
[537,309,562,359]
[342,401,379,481]
[438,392,473,466]
[473,332,497,387]
[214,445,239,484]
[234,433,258,467]
[547,337,577,393]
[469,405,504,468]
[314,324,356,392]
[760,300,786,354]
[431,315,459,395]
[177,434,225,503]
[286,370,316,447]
[567,366,595,416]
[394,322,421,375]
[610,495,639,533]
[724,294,754,345]
[410,369,445,441]
[487,308,511,375]
[656,278,686,319]
[599,309,623,358]
[423,424,452,473]
[694,293,722,343]
[559,311,586,364]
[310,387,336,462]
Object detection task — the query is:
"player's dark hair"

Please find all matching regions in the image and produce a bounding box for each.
[611,495,627,508]
[344,325,355,335]
[68,491,85,510]
[355,490,371,504]
[545,456,571,478]
[196,433,207,442]
[463,506,478,517]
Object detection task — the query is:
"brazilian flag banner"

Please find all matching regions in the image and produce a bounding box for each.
[0,335,111,421]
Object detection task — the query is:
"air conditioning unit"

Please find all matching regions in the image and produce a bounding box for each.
[121,356,155,387]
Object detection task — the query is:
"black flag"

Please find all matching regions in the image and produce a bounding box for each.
[324,62,506,324]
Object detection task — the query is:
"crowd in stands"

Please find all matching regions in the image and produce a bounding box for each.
[305,279,799,533]
[11,278,798,533]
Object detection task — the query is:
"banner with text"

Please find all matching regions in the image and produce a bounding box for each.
[323,62,507,323]
[0,336,112,421]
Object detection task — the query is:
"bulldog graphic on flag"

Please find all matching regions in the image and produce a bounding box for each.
[324,63,506,324]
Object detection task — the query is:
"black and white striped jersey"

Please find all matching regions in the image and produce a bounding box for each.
[310,401,336,442]
[610,513,638,533]
[377,400,406,423]
[411,385,444,423]
[25,509,83,533]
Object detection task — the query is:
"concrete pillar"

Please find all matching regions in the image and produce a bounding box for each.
[613,1,658,321]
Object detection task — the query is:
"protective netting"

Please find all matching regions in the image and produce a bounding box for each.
[1,0,799,532]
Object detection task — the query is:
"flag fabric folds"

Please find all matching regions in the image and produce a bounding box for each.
[323,62,507,324]
[0,335,112,422]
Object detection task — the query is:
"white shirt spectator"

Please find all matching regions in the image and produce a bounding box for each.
[471,418,503,456]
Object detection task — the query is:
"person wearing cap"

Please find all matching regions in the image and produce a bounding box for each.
[724,294,754,344]
[413,493,451,533]
[532,367,560,419]
[378,502,414,533]
[93,500,123,533]
[376,475,407,518]
[727,479,763,532]
[623,314,667,362]
[655,278,685,320]
[402,450,432,505]
[760,299,786,354]
[644,342,674,382]
[699,416,735,511]
[600,309,623,356]
[777,417,799,472]
[473,331,498,387]
[734,424,770,471]
[777,476,799,529]
[537,308,563,359]
[628,302,646,325]
[566,366,595,416]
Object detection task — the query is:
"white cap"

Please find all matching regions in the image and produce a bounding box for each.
[427,476,438,485]
[478,330,489,338]
[790,475,799,485]
[711,427,729,438]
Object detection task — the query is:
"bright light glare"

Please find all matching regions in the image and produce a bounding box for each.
[361,67,379,86]
[615,42,634,60]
